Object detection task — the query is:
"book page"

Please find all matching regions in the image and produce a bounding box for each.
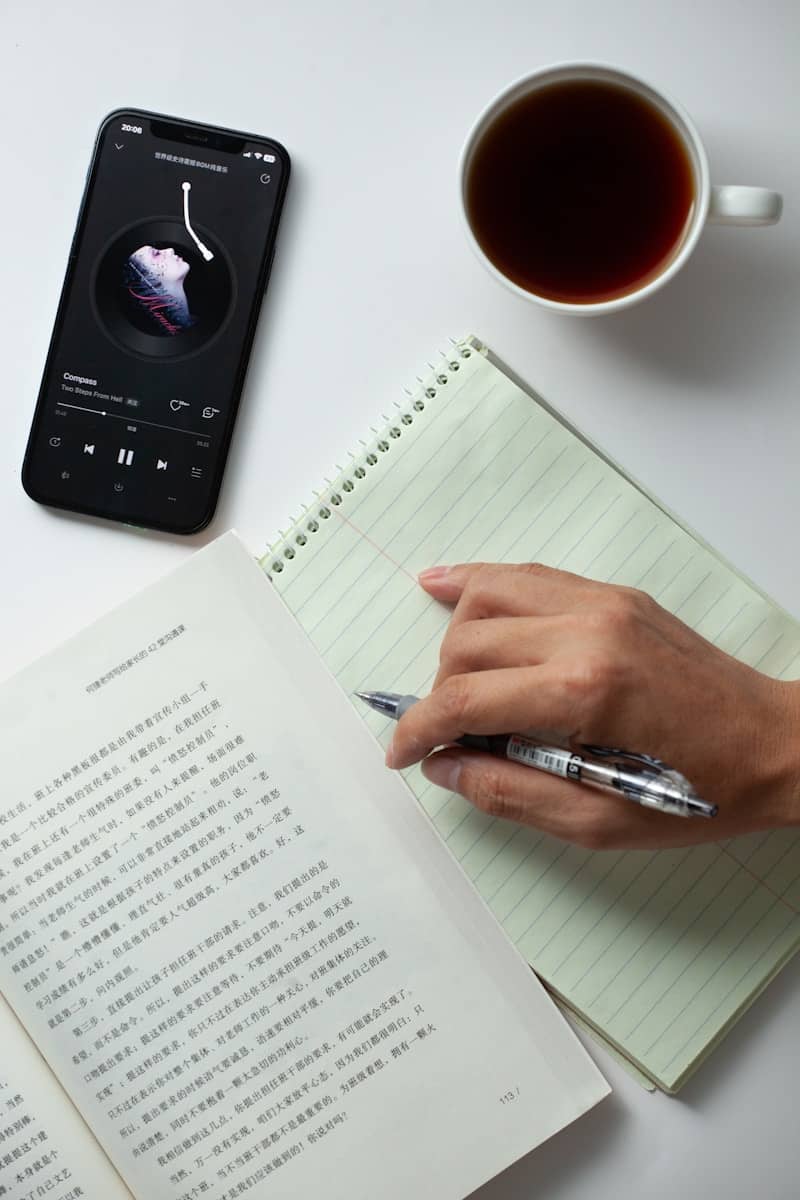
[263,340,800,1090]
[0,533,606,1200]
[0,996,132,1200]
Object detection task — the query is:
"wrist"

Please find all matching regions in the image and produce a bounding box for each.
[762,679,800,828]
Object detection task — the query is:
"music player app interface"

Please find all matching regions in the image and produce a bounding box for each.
[24,112,286,531]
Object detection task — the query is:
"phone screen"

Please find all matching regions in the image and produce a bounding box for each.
[23,110,289,533]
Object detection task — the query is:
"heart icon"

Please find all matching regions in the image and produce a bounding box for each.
[170,399,182,413]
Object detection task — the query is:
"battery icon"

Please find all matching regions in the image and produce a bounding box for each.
[262,153,276,163]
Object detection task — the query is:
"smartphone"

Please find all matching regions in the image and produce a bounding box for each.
[22,109,290,534]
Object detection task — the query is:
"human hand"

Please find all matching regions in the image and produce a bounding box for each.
[386,563,800,849]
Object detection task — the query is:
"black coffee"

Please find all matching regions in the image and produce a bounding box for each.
[465,80,695,304]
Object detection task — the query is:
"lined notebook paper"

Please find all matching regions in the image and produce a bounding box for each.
[261,337,800,1092]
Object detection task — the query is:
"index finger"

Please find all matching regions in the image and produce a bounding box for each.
[418,561,600,621]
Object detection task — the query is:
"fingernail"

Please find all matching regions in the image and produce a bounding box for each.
[385,741,395,768]
[418,565,450,584]
[421,753,463,793]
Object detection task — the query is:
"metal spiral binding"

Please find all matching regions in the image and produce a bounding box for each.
[265,341,474,578]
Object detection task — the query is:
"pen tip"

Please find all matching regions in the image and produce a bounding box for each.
[354,690,371,702]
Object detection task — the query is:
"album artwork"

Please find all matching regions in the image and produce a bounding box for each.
[92,183,233,358]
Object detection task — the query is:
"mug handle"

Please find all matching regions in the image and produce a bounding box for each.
[708,185,782,226]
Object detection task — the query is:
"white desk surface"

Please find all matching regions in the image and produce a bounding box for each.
[2,1,799,1196]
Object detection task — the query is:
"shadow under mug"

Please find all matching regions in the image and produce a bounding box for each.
[459,62,783,316]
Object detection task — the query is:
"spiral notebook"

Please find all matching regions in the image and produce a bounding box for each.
[260,336,800,1092]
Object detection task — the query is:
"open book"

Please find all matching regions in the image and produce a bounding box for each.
[263,337,800,1092]
[0,534,607,1200]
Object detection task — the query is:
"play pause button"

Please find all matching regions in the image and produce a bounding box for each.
[117,447,134,467]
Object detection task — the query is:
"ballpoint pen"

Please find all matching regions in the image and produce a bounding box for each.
[355,690,717,819]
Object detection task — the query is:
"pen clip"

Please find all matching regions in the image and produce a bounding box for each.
[581,744,696,802]
[582,744,669,773]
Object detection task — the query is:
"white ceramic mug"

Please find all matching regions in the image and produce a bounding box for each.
[459,62,783,316]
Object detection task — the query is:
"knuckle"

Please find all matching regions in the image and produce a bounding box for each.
[577,590,649,647]
[462,565,500,612]
[439,623,475,675]
[561,653,619,712]
[623,585,658,619]
[601,587,654,632]
[437,674,476,727]
[599,595,638,635]
[517,560,557,580]
[466,764,521,822]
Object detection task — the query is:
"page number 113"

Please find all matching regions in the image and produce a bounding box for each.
[499,1086,520,1105]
